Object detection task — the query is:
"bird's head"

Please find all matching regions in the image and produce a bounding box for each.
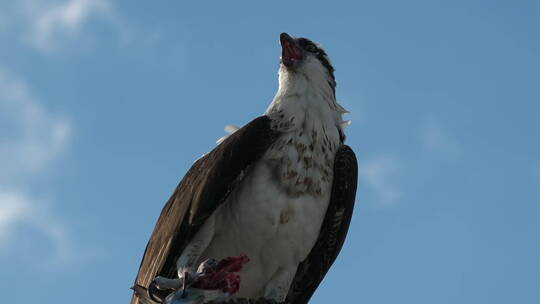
[279,32,336,93]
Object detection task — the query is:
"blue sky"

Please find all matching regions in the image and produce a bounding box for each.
[1,1,539,303]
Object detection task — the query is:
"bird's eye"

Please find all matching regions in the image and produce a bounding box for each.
[305,44,318,53]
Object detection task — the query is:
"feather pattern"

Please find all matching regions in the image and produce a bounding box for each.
[131,33,358,304]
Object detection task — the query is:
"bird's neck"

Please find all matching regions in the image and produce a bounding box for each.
[265,70,343,132]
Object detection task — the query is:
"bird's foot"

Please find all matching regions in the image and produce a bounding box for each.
[153,255,250,304]
[154,276,183,290]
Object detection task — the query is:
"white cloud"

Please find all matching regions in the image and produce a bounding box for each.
[14,0,112,51]
[0,191,29,243]
[361,154,401,206]
[0,68,70,178]
[0,67,73,266]
[420,118,462,159]
[0,190,72,267]
[2,0,183,60]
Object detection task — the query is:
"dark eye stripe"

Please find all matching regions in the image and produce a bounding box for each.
[305,44,318,52]
[295,36,337,93]
[298,38,318,51]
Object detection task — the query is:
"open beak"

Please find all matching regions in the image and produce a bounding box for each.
[280,32,303,68]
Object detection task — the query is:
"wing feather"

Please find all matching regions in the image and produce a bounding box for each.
[131,116,280,304]
[285,145,358,304]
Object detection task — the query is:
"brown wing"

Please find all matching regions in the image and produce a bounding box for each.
[285,145,358,304]
[130,116,280,304]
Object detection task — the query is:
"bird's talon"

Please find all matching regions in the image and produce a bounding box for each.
[148,279,163,303]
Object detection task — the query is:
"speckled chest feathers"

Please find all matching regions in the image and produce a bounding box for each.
[264,63,348,198]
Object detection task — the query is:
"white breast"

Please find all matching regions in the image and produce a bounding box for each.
[202,159,331,298]
[197,93,342,299]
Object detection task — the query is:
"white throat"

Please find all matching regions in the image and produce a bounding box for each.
[265,63,347,134]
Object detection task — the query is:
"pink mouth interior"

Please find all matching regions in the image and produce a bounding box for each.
[281,37,303,66]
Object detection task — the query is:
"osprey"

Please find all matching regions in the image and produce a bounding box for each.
[131,33,358,304]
